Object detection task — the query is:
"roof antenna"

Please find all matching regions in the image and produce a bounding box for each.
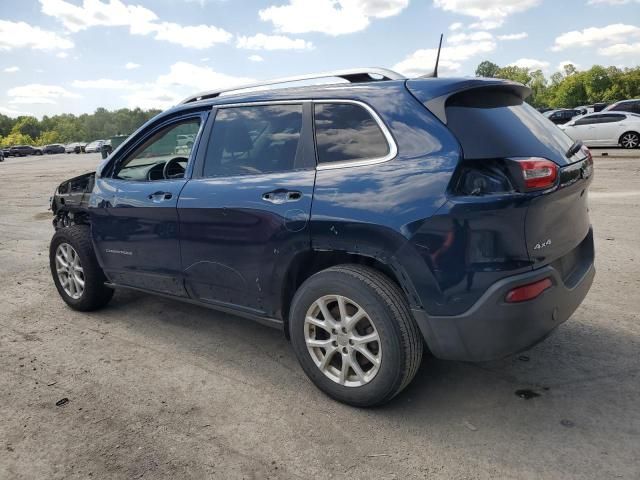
[421,34,443,78]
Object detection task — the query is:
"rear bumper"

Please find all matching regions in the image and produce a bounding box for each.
[413,230,595,362]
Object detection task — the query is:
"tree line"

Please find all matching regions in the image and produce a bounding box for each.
[475,61,640,109]
[0,107,161,148]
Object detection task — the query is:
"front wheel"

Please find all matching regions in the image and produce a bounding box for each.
[49,225,113,311]
[289,265,423,407]
[620,131,640,149]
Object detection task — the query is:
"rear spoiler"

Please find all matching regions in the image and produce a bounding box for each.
[406,78,531,124]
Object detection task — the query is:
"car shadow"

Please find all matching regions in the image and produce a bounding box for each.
[95,288,639,426]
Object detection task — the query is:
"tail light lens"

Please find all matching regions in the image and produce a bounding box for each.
[505,278,552,303]
[516,158,558,190]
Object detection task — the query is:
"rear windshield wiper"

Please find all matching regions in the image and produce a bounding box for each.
[566,140,583,159]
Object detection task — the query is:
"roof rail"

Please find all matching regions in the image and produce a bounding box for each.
[178,67,405,105]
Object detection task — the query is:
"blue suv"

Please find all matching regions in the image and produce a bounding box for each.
[49,68,595,406]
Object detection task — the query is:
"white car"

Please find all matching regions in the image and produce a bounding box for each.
[559,112,640,149]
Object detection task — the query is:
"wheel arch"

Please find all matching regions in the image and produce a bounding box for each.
[279,248,421,338]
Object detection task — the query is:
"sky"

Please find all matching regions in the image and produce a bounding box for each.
[1,0,639,117]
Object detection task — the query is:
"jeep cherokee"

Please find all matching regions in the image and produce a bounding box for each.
[49,68,595,407]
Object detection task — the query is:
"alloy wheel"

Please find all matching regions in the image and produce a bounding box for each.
[55,243,85,299]
[621,132,639,149]
[304,295,382,387]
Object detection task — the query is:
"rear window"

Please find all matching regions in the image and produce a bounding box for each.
[445,89,574,163]
[314,103,389,164]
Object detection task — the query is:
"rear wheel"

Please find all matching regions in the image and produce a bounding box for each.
[620,131,639,149]
[289,265,423,407]
[50,225,113,311]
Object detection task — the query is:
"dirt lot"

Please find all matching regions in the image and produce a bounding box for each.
[0,150,639,479]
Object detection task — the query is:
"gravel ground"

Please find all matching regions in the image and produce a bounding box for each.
[0,150,639,479]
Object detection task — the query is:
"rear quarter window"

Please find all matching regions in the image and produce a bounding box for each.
[314,103,390,165]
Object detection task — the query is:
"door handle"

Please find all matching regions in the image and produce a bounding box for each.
[262,189,302,204]
[148,191,173,201]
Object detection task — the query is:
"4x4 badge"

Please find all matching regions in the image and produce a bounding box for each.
[533,239,552,250]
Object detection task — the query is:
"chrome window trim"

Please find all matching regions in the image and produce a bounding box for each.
[207,98,397,171]
[312,99,397,171]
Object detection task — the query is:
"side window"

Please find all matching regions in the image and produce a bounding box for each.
[575,116,598,126]
[203,104,303,177]
[613,102,633,112]
[114,118,201,181]
[602,114,625,123]
[314,103,390,164]
[588,114,623,124]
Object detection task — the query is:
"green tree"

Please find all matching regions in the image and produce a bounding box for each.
[0,132,34,148]
[36,130,62,145]
[11,116,41,139]
[496,66,532,85]
[475,60,500,78]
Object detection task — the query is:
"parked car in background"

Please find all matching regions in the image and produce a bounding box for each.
[65,142,85,154]
[543,109,582,125]
[1,147,10,157]
[84,140,105,153]
[48,68,595,407]
[43,144,66,154]
[101,135,129,158]
[604,99,640,115]
[9,145,42,156]
[559,112,640,148]
[593,102,608,112]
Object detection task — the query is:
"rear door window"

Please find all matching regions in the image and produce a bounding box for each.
[203,104,304,177]
[313,103,390,165]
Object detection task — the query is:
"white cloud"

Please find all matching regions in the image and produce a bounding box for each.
[123,62,255,109]
[40,0,157,33]
[434,0,540,29]
[153,22,232,49]
[237,33,313,50]
[393,39,496,76]
[248,54,264,62]
[449,22,463,31]
[0,20,74,51]
[56,51,69,58]
[469,19,503,30]
[598,42,640,56]
[508,58,550,70]
[448,31,493,44]
[259,0,409,36]
[72,79,134,89]
[4,66,20,73]
[552,23,640,51]
[125,62,140,69]
[8,84,80,105]
[498,32,528,40]
[40,0,232,48]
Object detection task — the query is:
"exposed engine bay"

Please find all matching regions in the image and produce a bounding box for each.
[50,172,95,229]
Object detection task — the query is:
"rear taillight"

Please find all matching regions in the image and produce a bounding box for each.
[505,278,552,303]
[515,158,558,190]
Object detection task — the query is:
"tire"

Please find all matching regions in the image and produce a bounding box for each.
[619,131,640,149]
[289,265,423,407]
[49,225,113,311]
